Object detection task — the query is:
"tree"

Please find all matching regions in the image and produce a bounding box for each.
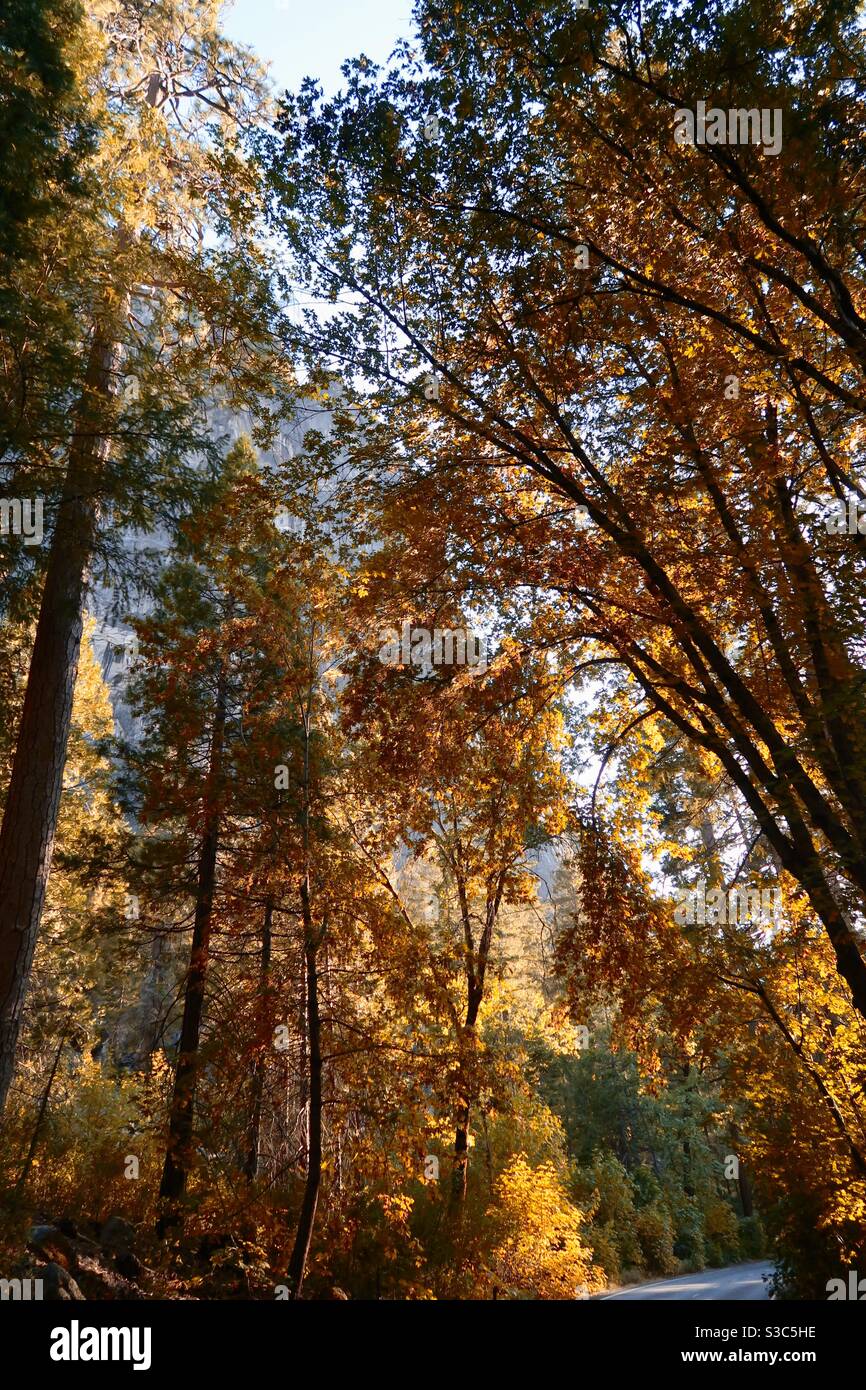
[114,442,290,1228]
[0,612,136,1195]
[552,743,866,1293]
[0,0,94,261]
[0,0,280,1112]
[262,0,866,1020]
[343,639,569,1204]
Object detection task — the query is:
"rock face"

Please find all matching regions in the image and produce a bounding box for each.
[86,401,314,746]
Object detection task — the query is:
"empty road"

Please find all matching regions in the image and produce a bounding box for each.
[601,1261,773,1301]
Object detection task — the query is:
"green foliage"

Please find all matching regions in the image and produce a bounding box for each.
[738,1215,766,1262]
[671,1202,706,1270]
[1,1053,166,1221]
[763,1191,864,1300]
[0,0,94,258]
[635,1203,678,1277]
[702,1196,742,1268]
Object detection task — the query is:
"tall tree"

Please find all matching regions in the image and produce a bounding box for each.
[262,0,866,1019]
[117,443,289,1228]
[0,0,278,1111]
[344,643,569,1204]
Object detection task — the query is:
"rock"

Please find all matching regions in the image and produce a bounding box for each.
[329,1286,350,1300]
[114,1250,143,1281]
[42,1262,85,1301]
[69,1233,103,1263]
[99,1215,137,1252]
[74,1251,142,1301]
[28,1225,75,1270]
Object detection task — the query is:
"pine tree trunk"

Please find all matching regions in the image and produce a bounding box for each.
[0,315,123,1115]
[286,893,322,1299]
[287,705,323,1299]
[15,1029,67,1192]
[157,665,226,1233]
[244,897,273,1182]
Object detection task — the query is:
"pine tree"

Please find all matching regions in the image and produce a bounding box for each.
[0,0,281,1111]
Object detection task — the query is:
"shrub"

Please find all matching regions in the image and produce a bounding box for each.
[635,1202,678,1275]
[488,1156,602,1299]
[763,1191,866,1300]
[589,1221,621,1284]
[672,1202,706,1269]
[738,1214,766,1260]
[703,1195,741,1266]
[577,1153,643,1274]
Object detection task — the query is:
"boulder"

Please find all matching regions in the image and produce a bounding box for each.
[28,1225,74,1270]
[99,1215,137,1253]
[42,1262,85,1301]
[114,1250,143,1282]
[69,1233,103,1263]
[73,1251,142,1301]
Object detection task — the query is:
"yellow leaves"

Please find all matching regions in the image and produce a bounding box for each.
[377,1192,415,1224]
[488,1155,603,1299]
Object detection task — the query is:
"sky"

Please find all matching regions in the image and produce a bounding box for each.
[224,0,418,98]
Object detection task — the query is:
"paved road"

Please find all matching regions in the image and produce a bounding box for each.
[601,1261,773,1301]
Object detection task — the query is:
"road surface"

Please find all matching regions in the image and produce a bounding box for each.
[601,1261,773,1301]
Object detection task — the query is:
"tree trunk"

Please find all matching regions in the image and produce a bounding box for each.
[450,877,502,1205]
[15,1029,66,1193]
[287,701,323,1299]
[286,894,322,1298]
[754,980,866,1178]
[244,897,273,1182]
[453,1097,472,1203]
[451,992,481,1204]
[738,1163,754,1219]
[0,316,123,1115]
[157,665,226,1233]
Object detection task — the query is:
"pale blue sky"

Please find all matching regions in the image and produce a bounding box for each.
[224,0,418,96]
